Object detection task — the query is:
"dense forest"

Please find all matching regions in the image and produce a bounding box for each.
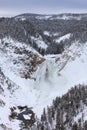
[30,84,87,130]
[0,16,87,55]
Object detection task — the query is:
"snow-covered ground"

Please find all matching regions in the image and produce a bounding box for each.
[31,36,48,49]
[43,31,60,37]
[34,14,82,21]
[36,15,51,20]
[0,38,87,129]
[55,33,71,43]
[50,15,82,20]
[43,31,50,36]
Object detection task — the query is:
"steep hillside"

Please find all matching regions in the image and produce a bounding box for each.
[34,85,87,130]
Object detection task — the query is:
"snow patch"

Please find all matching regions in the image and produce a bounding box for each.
[31,36,48,49]
[55,33,71,43]
[43,31,50,36]
[36,15,51,20]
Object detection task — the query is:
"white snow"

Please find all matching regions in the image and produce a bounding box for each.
[43,31,50,36]
[43,31,60,37]
[21,18,26,21]
[31,36,48,49]
[23,114,31,120]
[55,33,71,43]
[53,32,60,36]
[36,15,51,20]
[50,15,82,20]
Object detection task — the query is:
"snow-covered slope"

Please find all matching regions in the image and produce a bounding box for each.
[0,37,87,129]
[0,37,44,129]
[55,33,71,43]
[31,36,48,49]
[33,42,87,115]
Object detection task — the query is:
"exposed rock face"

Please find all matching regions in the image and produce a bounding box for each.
[9,106,35,130]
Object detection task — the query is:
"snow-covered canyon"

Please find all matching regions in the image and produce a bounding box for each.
[0,38,87,129]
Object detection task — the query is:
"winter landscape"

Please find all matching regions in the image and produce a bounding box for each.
[0,13,87,130]
[0,0,87,130]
